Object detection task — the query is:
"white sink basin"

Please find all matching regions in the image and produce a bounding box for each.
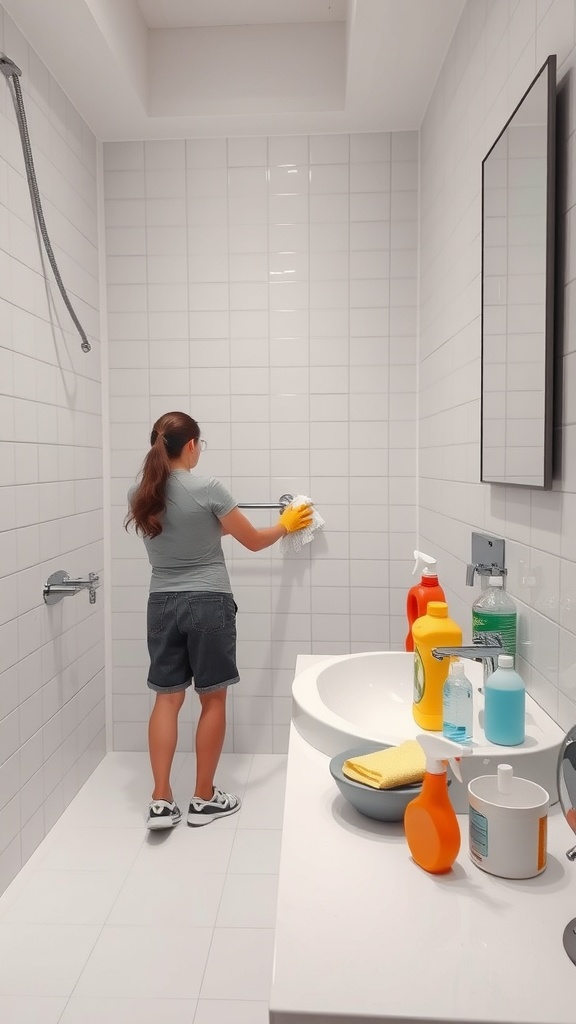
[292,651,563,812]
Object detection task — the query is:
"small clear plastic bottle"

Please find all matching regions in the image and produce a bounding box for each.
[442,660,473,742]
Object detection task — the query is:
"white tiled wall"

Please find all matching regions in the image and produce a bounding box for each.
[0,7,104,894]
[105,131,418,754]
[419,0,576,730]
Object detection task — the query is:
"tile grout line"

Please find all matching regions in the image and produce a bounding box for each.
[191,751,256,1019]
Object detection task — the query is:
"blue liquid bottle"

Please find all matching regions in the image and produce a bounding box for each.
[484,654,525,746]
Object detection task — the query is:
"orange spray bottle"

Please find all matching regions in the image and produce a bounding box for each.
[404,734,471,874]
[405,552,445,651]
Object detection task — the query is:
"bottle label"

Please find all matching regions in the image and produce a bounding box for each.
[413,647,424,704]
[472,611,516,655]
[538,816,547,872]
[470,807,488,858]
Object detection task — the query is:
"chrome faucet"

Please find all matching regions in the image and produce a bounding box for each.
[432,634,503,680]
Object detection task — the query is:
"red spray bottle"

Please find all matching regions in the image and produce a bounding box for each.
[405,551,445,652]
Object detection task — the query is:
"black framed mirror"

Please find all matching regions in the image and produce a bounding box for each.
[481,55,556,489]
[558,724,576,859]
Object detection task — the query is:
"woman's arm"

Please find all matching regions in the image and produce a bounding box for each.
[219,504,312,552]
[219,508,285,551]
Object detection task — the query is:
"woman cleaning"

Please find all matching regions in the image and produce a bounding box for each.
[125,411,312,830]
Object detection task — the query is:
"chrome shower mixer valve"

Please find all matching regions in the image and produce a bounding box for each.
[43,571,101,605]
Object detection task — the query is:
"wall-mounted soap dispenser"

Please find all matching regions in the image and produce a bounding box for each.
[466,532,506,587]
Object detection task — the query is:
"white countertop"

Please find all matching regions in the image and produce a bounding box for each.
[270,659,576,1024]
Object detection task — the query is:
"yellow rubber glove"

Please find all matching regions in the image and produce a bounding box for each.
[278,502,313,534]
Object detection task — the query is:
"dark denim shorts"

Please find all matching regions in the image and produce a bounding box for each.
[146,592,239,694]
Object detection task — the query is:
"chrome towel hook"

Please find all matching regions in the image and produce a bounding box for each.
[43,570,101,605]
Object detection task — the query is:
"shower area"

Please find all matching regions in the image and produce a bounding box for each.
[0,26,105,894]
[0,6,418,896]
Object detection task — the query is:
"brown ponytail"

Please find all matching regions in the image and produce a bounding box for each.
[125,411,200,538]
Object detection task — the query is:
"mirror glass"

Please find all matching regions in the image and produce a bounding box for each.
[481,56,556,489]
[558,725,576,841]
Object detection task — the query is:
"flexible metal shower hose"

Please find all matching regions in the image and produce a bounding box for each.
[1,57,91,353]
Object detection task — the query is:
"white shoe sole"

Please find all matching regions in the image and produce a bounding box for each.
[147,813,181,830]
[187,800,241,827]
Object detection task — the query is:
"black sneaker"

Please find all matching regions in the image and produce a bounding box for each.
[147,799,181,830]
[187,787,241,827]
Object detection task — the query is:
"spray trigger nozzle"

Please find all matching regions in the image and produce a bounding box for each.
[412,551,438,577]
[416,734,471,776]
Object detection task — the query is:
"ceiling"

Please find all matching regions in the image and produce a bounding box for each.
[137,0,349,28]
[2,0,465,140]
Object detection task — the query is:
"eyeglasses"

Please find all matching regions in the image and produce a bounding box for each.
[198,439,207,451]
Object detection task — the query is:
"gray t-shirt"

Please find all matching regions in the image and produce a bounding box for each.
[132,471,237,593]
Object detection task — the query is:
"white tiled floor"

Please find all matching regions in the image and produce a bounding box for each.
[0,752,287,1024]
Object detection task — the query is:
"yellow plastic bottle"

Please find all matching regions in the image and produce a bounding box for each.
[412,601,462,730]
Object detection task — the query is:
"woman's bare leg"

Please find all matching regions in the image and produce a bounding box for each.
[149,690,186,800]
[194,689,227,800]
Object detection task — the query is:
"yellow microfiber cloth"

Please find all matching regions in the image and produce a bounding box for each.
[342,740,426,790]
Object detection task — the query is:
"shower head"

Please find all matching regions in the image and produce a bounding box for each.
[0,53,22,78]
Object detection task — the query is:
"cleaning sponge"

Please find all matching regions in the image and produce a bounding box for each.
[342,740,425,790]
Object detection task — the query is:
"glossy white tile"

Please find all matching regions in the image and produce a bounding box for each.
[0,923,101,996]
[0,870,127,925]
[309,134,349,164]
[227,137,267,167]
[351,133,391,162]
[227,828,282,874]
[194,1000,269,1024]
[60,996,198,1024]
[216,873,278,928]
[228,166,268,197]
[200,928,275,1001]
[268,135,309,167]
[0,996,67,1023]
[186,139,227,167]
[108,869,226,927]
[74,924,213,998]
